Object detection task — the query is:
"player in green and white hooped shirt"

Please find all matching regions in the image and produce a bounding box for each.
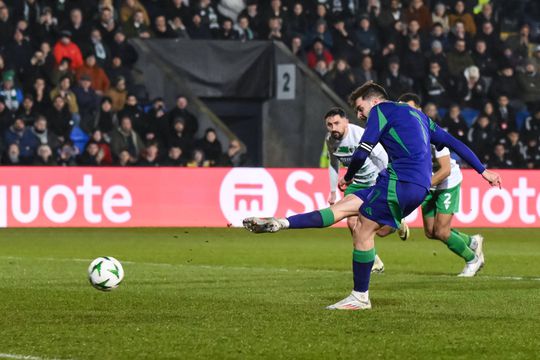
[398,94,484,277]
[325,107,409,273]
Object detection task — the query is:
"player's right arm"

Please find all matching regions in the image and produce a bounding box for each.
[430,122,502,188]
[327,138,340,205]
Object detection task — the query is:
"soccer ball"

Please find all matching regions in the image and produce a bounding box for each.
[88,257,124,291]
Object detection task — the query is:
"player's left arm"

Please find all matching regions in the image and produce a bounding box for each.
[430,123,502,188]
[432,153,451,187]
[342,106,385,186]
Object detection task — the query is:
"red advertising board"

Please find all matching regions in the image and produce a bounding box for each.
[0,167,538,228]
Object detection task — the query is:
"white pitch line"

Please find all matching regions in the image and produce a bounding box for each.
[2,256,540,281]
[0,353,71,360]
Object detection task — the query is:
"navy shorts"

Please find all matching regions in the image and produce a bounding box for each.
[353,175,428,228]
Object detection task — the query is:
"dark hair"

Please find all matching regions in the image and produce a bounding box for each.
[324,107,347,120]
[397,93,421,107]
[348,81,388,107]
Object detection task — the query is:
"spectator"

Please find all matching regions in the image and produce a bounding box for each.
[217,18,238,40]
[493,95,516,135]
[118,94,146,136]
[167,96,199,139]
[352,55,377,87]
[115,149,135,166]
[77,140,104,166]
[120,0,150,26]
[524,136,540,168]
[236,14,255,42]
[481,101,497,123]
[162,146,186,166]
[324,58,356,101]
[354,15,379,56]
[144,97,168,145]
[404,0,431,31]
[187,14,212,39]
[474,3,498,32]
[75,54,110,95]
[306,39,333,69]
[505,23,531,61]
[153,15,178,39]
[33,144,57,166]
[85,29,111,69]
[19,115,60,161]
[331,17,355,63]
[487,143,513,169]
[4,117,26,146]
[314,59,329,78]
[25,48,55,90]
[137,142,160,166]
[5,29,33,77]
[50,57,74,86]
[72,75,99,124]
[56,140,79,166]
[381,57,413,100]
[94,6,118,45]
[307,19,333,50]
[441,104,469,145]
[287,2,308,37]
[401,37,427,91]
[192,0,220,34]
[30,77,51,115]
[16,94,37,125]
[405,20,428,51]
[110,31,138,70]
[448,1,476,35]
[266,16,284,41]
[489,64,520,105]
[186,148,210,167]
[456,65,488,109]
[377,0,405,40]
[517,61,540,111]
[423,102,443,124]
[448,20,471,50]
[34,6,58,46]
[238,1,262,36]
[446,39,474,78]
[290,36,306,63]
[224,139,247,166]
[522,108,540,142]
[475,21,502,57]
[53,30,83,69]
[467,114,495,163]
[2,143,21,165]
[105,76,128,112]
[431,3,449,34]
[45,96,72,140]
[423,60,449,107]
[89,129,113,165]
[499,131,527,167]
[82,96,116,135]
[124,9,152,39]
[0,70,23,111]
[428,22,449,52]
[195,128,222,166]
[166,0,190,26]
[471,39,497,78]
[427,40,448,75]
[63,8,91,49]
[0,2,14,47]
[109,115,144,161]
[167,117,193,155]
[50,75,79,114]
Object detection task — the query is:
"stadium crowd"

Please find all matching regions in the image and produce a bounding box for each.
[0,0,538,168]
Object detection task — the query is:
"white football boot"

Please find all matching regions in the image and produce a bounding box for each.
[457,255,484,277]
[242,217,288,233]
[371,254,385,274]
[397,219,410,241]
[470,234,484,264]
[326,290,371,310]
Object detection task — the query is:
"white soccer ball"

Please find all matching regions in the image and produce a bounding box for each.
[88,257,124,291]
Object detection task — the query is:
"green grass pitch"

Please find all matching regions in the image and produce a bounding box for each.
[0,227,539,360]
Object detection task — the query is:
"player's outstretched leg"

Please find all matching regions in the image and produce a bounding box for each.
[243,194,363,233]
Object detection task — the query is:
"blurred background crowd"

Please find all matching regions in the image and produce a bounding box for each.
[0,0,538,168]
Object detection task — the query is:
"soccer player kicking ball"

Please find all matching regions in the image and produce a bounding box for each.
[324,107,409,274]
[398,93,483,277]
[244,82,501,310]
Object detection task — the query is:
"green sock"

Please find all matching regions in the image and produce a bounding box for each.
[451,229,472,247]
[446,231,475,262]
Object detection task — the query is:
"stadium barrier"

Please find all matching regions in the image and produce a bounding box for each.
[0,167,539,228]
